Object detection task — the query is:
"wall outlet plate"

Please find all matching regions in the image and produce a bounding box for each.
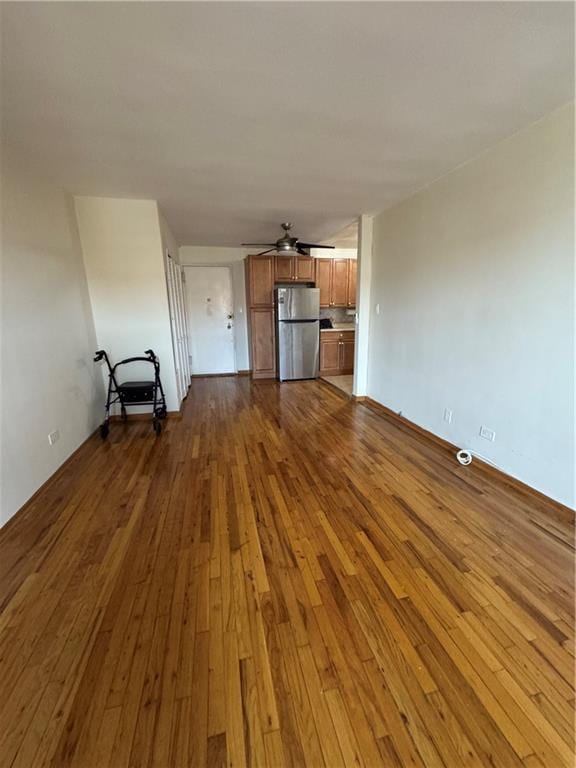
[479,425,496,442]
[48,430,60,446]
[443,408,453,424]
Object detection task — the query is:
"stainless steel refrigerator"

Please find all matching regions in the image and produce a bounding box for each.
[275,287,320,381]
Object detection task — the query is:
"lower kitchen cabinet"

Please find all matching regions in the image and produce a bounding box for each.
[250,309,276,378]
[319,335,341,374]
[339,334,355,371]
[320,331,355,375]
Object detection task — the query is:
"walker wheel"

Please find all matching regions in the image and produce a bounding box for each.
[153,418,162,436]
[100,422,109,440]
[157,406,167,420]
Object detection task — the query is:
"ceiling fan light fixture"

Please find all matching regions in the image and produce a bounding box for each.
[277,241,296,253]
[242,222,335,255]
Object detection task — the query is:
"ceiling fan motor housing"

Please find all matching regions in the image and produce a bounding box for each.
[241,222,334,255]
[277,238,299,252]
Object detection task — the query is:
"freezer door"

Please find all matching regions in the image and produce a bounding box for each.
[278,320,320,381]
[276,288,320,321]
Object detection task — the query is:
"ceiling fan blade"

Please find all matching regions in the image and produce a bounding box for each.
[241,243,276,247]
[255,248,277,256]
[296,246,309,255]
[297,243,335,250]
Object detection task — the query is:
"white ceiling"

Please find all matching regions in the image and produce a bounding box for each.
[323,220,358,249]
[2,2,573,246]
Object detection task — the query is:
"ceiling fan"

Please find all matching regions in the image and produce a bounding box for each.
[242,223,335,256]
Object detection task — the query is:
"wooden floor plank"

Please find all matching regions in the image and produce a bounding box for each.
[0,377,573,767]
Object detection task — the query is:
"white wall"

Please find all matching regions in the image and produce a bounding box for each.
[368,104,574,508]
[179,246,250,371]
[1,152,104,526]
[75,197,179,411]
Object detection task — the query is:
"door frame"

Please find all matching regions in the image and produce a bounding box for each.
[164,250,191,404]
[183,264,238,375]
[352,215,372,398]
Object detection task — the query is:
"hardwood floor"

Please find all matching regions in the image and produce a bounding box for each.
[0,377,574,767]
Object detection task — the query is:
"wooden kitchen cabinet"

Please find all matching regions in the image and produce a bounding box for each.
[316,258,357,308]
[295,255,315,281]
[275,254,315,282]
[319,334,341,375]
[347,259,357,308]
[320,331,355,375]
[316,259,332,307]
[247,254,275,307]
[246,254,276,379]
[250,308,276,378]
[275,255,293,281]
[331,259,349,307]
[339,333,355,371]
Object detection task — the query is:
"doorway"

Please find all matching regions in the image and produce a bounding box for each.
[184,266,236,375]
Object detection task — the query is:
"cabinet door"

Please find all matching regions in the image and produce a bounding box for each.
[319,335,341,374]
[275,255,294,281]
[339,333,355,373]
[250,308,276,378]
[316,259,332,307]
[331,259,349,307]
[248,254,274,307]
[295,255,315,282]
[347,260,357,308]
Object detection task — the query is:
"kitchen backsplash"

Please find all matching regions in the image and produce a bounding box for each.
[319,307,355,324]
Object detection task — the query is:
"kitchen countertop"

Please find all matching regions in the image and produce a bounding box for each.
[321,324,355,333]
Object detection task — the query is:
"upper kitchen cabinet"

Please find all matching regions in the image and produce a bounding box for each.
[347,259,357,308]
[247,253,275,307]
[295,255,315,282]
[275,254,293,281]
[316,258,357,308]
[316,259,332,307]
[274,254,315,282]
[331,259,349,307]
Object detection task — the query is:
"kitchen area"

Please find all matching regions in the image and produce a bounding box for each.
[245,251,356,395]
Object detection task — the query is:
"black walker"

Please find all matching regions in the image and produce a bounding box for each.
[94,349,167,438]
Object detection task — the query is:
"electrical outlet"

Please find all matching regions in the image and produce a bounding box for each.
[479,425,496,442]
[443,408,453,424]
[48,430,60,446]
[375,303,380,315]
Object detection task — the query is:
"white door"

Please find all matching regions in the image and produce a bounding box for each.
[184,266,236,374]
